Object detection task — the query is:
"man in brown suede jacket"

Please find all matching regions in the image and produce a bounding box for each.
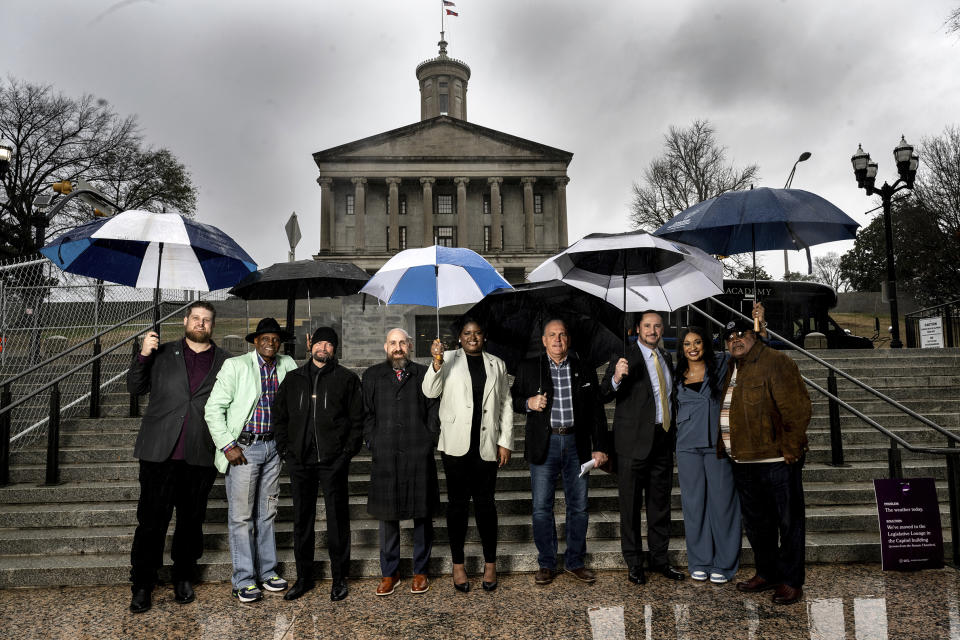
[718,317,811,606]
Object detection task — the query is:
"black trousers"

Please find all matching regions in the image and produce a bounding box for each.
[441,450,499,564]
[130,459,217,589]
[732,457,806,588]
[380,518,434,576]
[287,457,351,583]
[616,427,673,570]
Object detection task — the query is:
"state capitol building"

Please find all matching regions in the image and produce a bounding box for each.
[311,37,574,284]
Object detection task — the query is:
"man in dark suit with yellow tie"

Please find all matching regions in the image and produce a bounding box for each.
[600,310,685,585]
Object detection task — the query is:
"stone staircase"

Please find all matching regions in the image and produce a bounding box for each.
[0,348,958,587]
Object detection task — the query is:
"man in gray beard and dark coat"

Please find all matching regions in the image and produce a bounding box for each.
[362,328,440,596]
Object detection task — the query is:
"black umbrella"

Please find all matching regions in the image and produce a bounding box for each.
[229,259,369,352]
[464,280,624,379]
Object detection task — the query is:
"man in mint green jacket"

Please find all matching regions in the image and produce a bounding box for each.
[205,317,298,603]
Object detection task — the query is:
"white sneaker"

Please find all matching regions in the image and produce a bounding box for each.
[690,570,708,581]
[709,573,728,584]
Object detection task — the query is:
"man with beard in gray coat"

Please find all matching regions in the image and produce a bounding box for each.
[362,328,440,596]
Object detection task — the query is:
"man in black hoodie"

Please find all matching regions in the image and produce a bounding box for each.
[274,326,364,602]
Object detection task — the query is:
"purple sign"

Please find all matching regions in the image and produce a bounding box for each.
[874,478,944,571]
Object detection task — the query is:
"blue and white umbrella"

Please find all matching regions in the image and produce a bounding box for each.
[360,245,512,335]
[40,209,257,328]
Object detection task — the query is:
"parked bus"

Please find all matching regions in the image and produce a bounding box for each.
[660,279,872,350]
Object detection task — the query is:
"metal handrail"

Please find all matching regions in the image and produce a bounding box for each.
[905,298,960,318]
[699,296,960,444]
[0,304,158,390]
[0,301,191,419]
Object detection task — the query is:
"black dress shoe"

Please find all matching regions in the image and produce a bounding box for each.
[627,567,646,585]
[130,587,152,613]
[330,579,348,602]
[453,580,471,593]
[283,580,315,601]
[173,580,195,604]
[481,580,498,592]
[653,565,686,581]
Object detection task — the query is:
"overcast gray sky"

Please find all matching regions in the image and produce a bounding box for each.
[3,0,959,278]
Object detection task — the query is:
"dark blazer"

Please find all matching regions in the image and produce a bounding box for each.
[510,353,609,465]
[599,343,675,461]
[127,339,231,467]
[362,361,440,520]
[274,359,364,466]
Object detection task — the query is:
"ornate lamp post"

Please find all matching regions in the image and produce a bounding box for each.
[783,151,812,279]
[851,136,920,349]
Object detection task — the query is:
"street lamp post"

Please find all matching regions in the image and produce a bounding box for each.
[783,151,812,279]
[851,136,920,349]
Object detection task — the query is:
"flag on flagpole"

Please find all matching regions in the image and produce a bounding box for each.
[446,8,458,16]
[443,0,456,5]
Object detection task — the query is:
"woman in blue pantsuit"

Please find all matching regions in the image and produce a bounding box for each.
[673,326,741,584]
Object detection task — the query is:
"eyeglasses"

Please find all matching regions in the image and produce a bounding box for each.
[724,331,750,341]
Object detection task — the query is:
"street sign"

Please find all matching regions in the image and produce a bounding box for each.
[285,212,301,262]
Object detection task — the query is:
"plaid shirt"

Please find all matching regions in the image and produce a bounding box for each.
[548,356,574,429]
[244,353,278,435]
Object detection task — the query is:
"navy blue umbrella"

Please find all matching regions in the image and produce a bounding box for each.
[653,187,859,323]
[41,210,257,330]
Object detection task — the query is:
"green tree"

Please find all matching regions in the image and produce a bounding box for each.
[0,78,197,259]
[839,199,960,307]
[735,264,772,281]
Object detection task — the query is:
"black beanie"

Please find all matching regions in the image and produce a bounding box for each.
[311,326,339,350]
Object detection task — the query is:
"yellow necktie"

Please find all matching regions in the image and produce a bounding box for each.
[653,352,670,432]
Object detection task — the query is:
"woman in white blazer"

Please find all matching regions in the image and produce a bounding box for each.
[423,317,513,593]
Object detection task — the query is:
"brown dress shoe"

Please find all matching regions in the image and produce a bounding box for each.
[534,568,555,585]
[376,574,400,596]
[565,567,597,584]
[411,574,429,594]
[772,584,803,605]
[735,575,778,593]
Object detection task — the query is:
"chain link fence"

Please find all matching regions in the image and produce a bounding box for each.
[0,254,232,453]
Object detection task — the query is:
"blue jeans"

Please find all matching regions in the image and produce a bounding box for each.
[529,433,589,570]
[224,438,281,590]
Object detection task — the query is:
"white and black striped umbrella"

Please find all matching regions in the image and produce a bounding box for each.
[528,230,723,313]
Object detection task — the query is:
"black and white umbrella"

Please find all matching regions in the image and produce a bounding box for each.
[527,230,723,351]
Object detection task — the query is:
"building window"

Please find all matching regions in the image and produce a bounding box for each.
[386,226,408,250]
[437,194,454,215]
[483,195,491,215]
[483,226,504,252]
[534,194,543,214]
[399,194,407,215]
[415,314,458,357]
[435,226,456,247]
[346,194,355,215]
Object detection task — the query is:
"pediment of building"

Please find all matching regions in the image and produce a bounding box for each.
[313,116,572,164]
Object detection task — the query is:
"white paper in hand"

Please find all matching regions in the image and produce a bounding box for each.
[579,458,596,478]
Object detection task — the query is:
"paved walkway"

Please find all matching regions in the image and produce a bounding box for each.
[1,564,958,639]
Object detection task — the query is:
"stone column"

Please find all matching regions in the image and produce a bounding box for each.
[522,177,537,250]
[555,176,570,248]
[351,177,367,251]
[387,178,401,251]
[455,177,470,247]
[488,177,503,250]
[317,177,334,251]
[420,177,435,246]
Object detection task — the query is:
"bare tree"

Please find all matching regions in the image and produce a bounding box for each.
[811,252,848,292]
[0,78,196,258]
[629,119,760,232]
[946,7,960,35]
[913,125,960,241]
